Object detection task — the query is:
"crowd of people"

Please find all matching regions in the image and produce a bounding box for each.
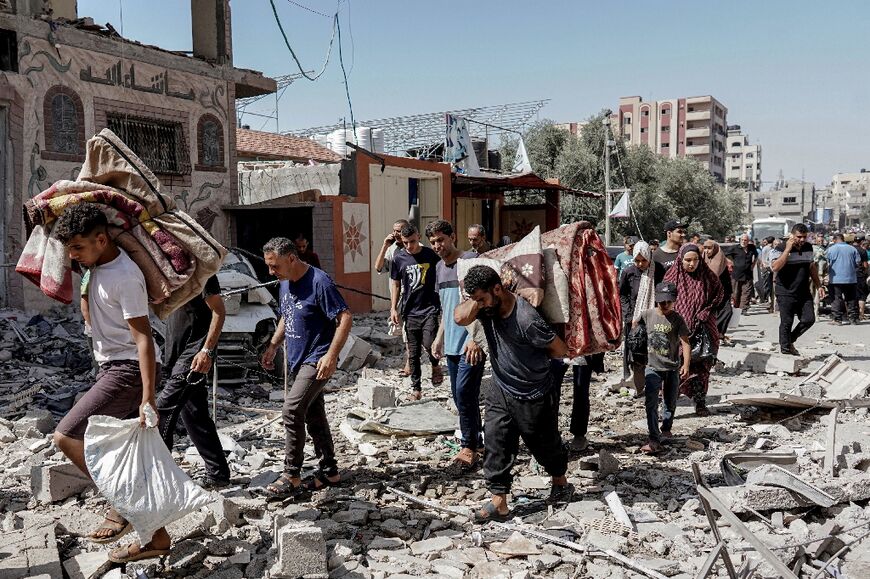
[47,201,870,559]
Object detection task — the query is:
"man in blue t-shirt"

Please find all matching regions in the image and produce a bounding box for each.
[426,219,485,470]
[826,233,863,325]
[390,223,443,400]
[260,237,352,499]
[456,265,573,522]
[613,236,637,280]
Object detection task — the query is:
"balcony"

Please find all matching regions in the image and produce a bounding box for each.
[685,127,710,138]
[686,110,711,121]
[686,145,710,155]
[686,96,711,105]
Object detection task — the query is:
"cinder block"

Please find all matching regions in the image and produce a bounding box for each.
[356,382,395,409]
[30,463,94,503]
[14,409,55,436]
[338,334,373,372]
[270,524,328,578]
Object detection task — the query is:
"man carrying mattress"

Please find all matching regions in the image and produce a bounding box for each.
[51,203,171,563]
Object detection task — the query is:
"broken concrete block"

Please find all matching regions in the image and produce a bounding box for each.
[409,536,454,556]
[62,551,111,579]
[598,449,619,476]
[167,539,208,568]
[270,524,328,578]
[209,497,243,530]
[14,409,55,436]
[166,509,216,541]
[717,347,809,374]
[338,334,373,372]
[357,381,396,409]
[30,463,94,503]
[0,520,62,579]
[0,423,16,443]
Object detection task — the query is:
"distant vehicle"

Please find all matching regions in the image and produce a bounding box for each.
[750,218,796,241]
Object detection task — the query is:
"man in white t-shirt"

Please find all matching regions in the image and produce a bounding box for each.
[52,203,169,563]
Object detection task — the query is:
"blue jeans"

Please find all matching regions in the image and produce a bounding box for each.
[644,368,679,442]
[445,354,484,449]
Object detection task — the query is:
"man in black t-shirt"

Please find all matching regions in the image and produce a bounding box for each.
[769,224,825,355]
[652,219,686,271]
[727,234,757,310]
[390,223,442,399]
[156,274,231,487]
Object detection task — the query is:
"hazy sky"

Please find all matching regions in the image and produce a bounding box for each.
[79,0,870,188]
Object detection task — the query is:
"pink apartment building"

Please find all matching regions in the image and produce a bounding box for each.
[616,95,728,182]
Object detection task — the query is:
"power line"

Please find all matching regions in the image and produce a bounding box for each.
[268,0,338,81]
[285,0,332,18]
[337,13,356,142]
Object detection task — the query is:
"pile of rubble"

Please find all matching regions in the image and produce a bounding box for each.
[2,307,870,578]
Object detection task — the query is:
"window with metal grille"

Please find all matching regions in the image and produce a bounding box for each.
[51,94,79,155]
[107,114,190,175]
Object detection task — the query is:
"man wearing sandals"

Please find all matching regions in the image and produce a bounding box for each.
[426,220,486,470]
[260,237,352,498]
[455,265,574,522]
[50,203,170,562]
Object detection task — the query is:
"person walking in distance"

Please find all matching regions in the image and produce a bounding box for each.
[259,238,352,499]
[50,203,170,562]
[727,234,757,313]
[635,282,691,454]
[427,220,486,470]
[758,236,776,312]
[375,219,411,376]
[702,239,735,339]
[156,274,231,488]
[390,223,443,400]
[613,236,638,280]
[293,233,321,269]
[467,224,492,254]
[652,220,687,271]
[770,224,825,355]
[826,233,862,325]
[455,266,574,522]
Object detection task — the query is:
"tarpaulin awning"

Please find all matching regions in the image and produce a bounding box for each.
[451,171,601,197]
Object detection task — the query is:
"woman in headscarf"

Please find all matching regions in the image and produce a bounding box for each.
[702,239,734,341]
[664,243,724,416]
[619,241,665,396]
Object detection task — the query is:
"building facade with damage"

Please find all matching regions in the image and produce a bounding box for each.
[0,0,275,310]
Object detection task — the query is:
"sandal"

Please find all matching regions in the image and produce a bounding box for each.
[640,440,664,455]
[263,472,310,502]
[304,469,345,491]
[108,541,170,564]
[88,512,132,544]
[473,501,511,524]
[446,448,479,474]
[403,390,422,403]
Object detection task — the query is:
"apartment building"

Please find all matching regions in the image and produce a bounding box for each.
[748,179,814,222]
[616,95,728,181]
[831,170,870,227]
[553,121,588,138]
[725,126,762,191]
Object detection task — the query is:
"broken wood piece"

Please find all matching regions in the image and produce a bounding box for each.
[695,541,727,579]
[696,485,799,579]
[691,464,740,579]
[604,490,636,531]
[825,406,840,478]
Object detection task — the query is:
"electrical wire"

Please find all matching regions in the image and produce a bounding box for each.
[268,0,338,81]
[336,12,356,142]
[285,0,332,18]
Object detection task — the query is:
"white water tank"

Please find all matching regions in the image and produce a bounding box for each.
[328,128,355,158]
[313,133,329,149]
[357,127,373,151]
[372,128,385,153]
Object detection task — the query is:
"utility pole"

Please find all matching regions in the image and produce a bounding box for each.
[603,116,613,246]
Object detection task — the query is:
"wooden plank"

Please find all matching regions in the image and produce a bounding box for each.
[826,406,840,478]
[691,464,739,579]
[721,392,836,409]
[694,541,726,579]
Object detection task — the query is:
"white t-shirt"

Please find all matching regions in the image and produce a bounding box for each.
[88,249,158,363]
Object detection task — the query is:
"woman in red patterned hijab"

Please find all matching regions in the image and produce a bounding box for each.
[664,243,724,416]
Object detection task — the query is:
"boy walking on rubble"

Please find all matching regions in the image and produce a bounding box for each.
[634,282,691,454]
[51,203,170,562]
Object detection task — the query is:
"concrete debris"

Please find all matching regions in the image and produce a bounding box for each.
[717,346,809,374]
[800,354,870,400]
[2,308,870,579]
[745,464,837,507]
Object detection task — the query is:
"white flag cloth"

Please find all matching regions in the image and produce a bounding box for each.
[609,191,630,218]
[512,137,533,174]
[444,114,481,176]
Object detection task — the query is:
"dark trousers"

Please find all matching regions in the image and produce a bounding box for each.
[732,279,753,309]
[778,294,815,349]
[157,363,230,481]
[571,365,591,438]
[282,364,337,477]
[446,354,484,449]
[757,269,772,302]
[644,368,679,442]
[405,314,439,391]
[831,283,859,322]
[483,380,567,495]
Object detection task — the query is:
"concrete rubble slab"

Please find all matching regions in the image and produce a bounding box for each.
[62,551,111,579]
[270,523,328,578]
[13,409,56,436]
[0,519,62,579]
[721,392,836,409]
[30,463,95,503]
[717,347,809,374]
[800,354,870,400]
[745,464,836,507]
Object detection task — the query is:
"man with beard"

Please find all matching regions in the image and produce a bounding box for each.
[455,265,573,522]
[426,220,486,470]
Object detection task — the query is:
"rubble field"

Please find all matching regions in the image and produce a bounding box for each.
[2,304,870,578]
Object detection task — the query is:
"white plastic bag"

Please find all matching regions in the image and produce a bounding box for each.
[83,404,215,543]
[729,307,741,329]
